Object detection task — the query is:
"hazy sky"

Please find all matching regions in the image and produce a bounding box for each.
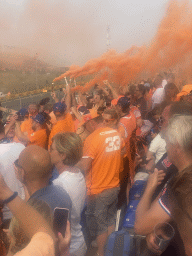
[0,0,172,66]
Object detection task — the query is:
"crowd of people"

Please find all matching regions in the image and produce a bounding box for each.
[0,72,192,256]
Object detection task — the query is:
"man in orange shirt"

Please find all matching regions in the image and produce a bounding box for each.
[20,103,39,135]
[15,113,48,149]
[76,108,122,256]
[116,96,137,181]
[48,102,75,148]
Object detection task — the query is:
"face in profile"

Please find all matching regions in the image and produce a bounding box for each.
[28,105,38,116]
[49,141,63,166]
[7,126,15,139]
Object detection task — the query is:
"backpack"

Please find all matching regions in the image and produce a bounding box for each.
[105,229,136,256]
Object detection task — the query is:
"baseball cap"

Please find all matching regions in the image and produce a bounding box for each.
[32,114,46,125]
[17,108,29,117]
[111,95,124,106]
[53,102,67,113]
[77,106,90,115]
[117,96,130,108]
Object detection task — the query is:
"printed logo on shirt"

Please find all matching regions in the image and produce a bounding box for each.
[105,135,120,152]
[162,157,172,169]
[100,130,117,136]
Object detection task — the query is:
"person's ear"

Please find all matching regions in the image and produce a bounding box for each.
[60,153,67,162]
[20,168,26,184]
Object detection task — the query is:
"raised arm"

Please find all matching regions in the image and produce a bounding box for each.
[135,169,169,235]
[103,80,119,99]
[65,82,72,112]
[0,173,55,241]
[79,92,87,106]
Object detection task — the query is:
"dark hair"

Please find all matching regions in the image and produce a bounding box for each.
[169,102,192,117]
[44,103,53,113]
[86,102,94,109]
[165,83,179,96]
[87,96,93,102]
[117,96,130,113]
[41,111,51,122]
[103,108,119,120]
[128,84,136,96]
[137,84,146,96]
[97,106,106,115]
[39,97,50,106]
[153,75,163,88]
[92,115,103,124]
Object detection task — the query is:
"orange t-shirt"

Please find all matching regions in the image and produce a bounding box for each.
[118,113,137,180]
[83,127,122,195]
[48,113,75,147]
[20,117,33,134]
[89,108,98,118]
[28,129,48,149]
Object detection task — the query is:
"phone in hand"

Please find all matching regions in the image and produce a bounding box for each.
[53,207,69,237]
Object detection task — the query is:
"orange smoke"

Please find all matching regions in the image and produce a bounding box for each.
[54,0,192,91]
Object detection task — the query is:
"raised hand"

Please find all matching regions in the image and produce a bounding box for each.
[146,168,166,193]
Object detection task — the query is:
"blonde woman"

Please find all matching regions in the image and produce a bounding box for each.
[50,132,86,256]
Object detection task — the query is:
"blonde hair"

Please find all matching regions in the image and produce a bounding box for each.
[53,132,83,166]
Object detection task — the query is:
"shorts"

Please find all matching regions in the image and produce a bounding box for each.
[86,187,120,237]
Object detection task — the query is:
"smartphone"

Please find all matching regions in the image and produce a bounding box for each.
[53,207,69,237]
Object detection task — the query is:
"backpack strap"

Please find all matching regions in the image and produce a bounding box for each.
[123,232,130,256]
[105,232,117,255]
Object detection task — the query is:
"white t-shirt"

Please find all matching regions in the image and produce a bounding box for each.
[140,120,154,136]
[149,134,166,164]
[53,169,86,255]
[162,79,167,88]
[152,88,165,109]
[0,142,25,220]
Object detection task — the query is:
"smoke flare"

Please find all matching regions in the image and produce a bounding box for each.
[54,0,192,91]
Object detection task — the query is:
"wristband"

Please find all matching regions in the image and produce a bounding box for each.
[3,192,18,204]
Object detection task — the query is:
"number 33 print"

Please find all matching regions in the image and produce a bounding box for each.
[105,136,120,152]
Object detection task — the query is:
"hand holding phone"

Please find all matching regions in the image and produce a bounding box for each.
[53,207,69,237]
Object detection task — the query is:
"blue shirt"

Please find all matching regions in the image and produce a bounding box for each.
[29,183,72,215]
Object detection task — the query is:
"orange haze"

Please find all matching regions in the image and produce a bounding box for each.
[54,0,192,91]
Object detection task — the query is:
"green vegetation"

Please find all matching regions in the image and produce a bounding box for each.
[0,68,95,102]
[0,69,66,94]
